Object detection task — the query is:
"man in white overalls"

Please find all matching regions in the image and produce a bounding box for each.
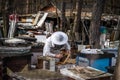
[43,31,71,71]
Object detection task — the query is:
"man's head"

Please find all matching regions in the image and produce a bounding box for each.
[51,31,68,45]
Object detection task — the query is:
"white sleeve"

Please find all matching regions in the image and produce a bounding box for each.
[65,42,71,50]
[43,41,55,57]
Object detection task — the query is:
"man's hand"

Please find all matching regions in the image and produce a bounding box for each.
[55,54,63,58]
[66,50,71,54]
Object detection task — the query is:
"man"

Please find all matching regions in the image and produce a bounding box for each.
[43,31,71,59]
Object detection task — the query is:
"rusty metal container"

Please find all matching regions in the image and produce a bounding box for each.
[5,54,32,72]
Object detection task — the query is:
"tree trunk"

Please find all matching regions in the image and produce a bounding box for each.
[2,0,11,38]
[60,1,66,31]
[113,16,120,40]
[55,0,60,31]
[73,0,83,41]
[90,0,106,48]
[114,45,120,80]
[114,17,120,80]
[26,0,29,14]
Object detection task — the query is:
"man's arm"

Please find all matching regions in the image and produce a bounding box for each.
[43,42,56,57]
[43,42,63,58]
[65,42,71,54]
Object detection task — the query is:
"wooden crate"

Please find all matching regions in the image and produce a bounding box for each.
[37,56,56,71]
[37,57,44,69]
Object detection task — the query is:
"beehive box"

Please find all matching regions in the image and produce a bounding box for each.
[37,56,56,71]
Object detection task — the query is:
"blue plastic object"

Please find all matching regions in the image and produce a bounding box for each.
[76,56,111,72]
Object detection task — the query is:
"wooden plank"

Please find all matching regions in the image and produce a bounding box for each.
[35,12,48,28]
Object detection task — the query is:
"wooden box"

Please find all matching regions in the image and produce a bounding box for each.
[37,56,56,71]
